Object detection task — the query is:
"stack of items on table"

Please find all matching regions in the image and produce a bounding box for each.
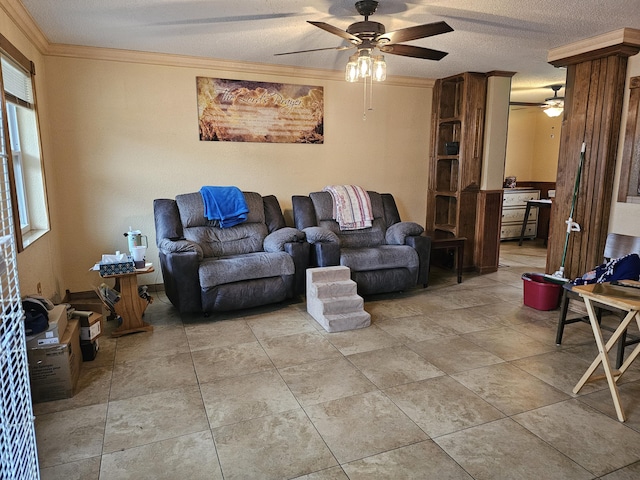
[24,296,104,403]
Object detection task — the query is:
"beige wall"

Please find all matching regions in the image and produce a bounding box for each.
[610,54,640,235]
[504,106,561,183]
[37,53,432,294]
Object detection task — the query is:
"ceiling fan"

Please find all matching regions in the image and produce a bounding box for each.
[274,0,453,62]
[510,84,565,117]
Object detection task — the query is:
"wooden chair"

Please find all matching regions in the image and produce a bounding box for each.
[556,233,640,368]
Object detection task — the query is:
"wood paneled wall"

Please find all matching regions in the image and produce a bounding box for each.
[546,53,635,279]
[474,190,503,273]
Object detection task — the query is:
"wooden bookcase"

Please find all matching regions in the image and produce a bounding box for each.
[427,72,487,269]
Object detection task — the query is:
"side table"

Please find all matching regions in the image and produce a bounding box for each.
[518,199,552,246]
[429,236,466,283]
[103,267,154,337]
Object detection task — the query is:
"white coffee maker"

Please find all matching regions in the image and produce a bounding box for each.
[124,227,148,267]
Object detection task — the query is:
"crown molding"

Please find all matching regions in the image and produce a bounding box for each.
[0,0,49,53]
[45,43,434,88]
[548,28,640,66]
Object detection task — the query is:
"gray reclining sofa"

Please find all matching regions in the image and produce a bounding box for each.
[154,191,308,313]
[292,191,431,295]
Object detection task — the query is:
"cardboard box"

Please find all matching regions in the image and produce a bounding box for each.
[25,304,68,348]
[28,319,81,403]
[80,319,102,341]
[74,311,103,341]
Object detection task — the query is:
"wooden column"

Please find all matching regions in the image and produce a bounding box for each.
[546,30,640,280]
[475,72,514,273]
[475,190,503,273]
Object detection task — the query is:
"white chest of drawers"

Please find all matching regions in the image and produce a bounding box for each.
[501,188,540,240]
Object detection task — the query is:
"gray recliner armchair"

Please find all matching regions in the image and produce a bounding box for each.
[154,191,309,313]
[292,191,431,295]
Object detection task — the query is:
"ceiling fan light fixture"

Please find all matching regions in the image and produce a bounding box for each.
[543,105,563,117]
[373,55,386,82]
[345,55,359,82]
[357,49,372,78]
[543,84,564,117]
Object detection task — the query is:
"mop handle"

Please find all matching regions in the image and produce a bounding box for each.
[560,142,586,267]
[568,143,586,221]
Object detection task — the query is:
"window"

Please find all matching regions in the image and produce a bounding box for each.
[0,35,49,250]
[7,103,30,233]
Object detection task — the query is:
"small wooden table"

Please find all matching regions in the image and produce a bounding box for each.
[518,199,552,246]
[103,267,154,337]
[573,283,640,422]
[429,236,466,283]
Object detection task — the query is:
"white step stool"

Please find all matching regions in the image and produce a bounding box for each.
[306,266,371,333]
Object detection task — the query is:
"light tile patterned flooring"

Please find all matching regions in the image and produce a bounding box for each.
[36,240,640,479]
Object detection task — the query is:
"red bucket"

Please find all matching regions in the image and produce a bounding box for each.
[522,273,563,310]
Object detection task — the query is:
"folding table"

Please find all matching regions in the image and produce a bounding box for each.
[572,283,640,421]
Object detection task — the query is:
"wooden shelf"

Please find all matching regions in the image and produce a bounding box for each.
[427,72,487,270]
[438,117,461,124]
[434,224,457,234]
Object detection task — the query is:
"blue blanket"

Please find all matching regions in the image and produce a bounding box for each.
[199,186,249,228]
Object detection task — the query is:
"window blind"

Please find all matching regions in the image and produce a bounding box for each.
[1,57,33,107]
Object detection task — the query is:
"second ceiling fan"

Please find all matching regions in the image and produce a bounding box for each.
[275,0,453,62]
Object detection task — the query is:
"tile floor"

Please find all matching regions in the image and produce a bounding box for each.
[35,240,640,479]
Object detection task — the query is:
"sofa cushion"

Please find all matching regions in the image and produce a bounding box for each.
[199,251,295,289]
[310,191,386,248]
[340,245,419,271]
[185,223,268,257]
[176,191,265,228]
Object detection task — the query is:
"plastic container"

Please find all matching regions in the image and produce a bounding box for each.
[522,273,563,310]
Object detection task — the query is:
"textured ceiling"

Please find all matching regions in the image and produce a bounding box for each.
[18,0,640,102]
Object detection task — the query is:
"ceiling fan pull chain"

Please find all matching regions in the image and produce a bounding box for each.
[368,74,374,111]
[363,77,368,120]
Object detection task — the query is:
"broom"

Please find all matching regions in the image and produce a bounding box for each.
[545,142,586,284]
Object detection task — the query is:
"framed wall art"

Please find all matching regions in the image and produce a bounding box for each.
[197,77,324,144]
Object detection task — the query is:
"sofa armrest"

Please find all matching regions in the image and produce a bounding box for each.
[264,227,305,252]
[158,238,204,260]
[405,235,432,287]
[386,222,425,245]
[302,227,341,267]
[158,250,203,313]
[284,241,310,295]
[303,226,339,244]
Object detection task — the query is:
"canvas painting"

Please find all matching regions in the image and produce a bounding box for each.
[197,77,324,144]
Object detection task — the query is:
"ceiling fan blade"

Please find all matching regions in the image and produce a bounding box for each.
[274,45,353,56]
[307,21,361,44]
[378,21,453,45]
[379,44,448,61]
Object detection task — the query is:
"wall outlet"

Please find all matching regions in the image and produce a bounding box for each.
[37,282,42,295]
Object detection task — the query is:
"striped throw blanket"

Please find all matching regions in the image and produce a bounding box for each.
[323,185,373,230]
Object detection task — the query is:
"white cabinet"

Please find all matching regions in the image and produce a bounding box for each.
[501,189,540,240]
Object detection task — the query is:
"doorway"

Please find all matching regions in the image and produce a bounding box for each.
[501,104,563,265]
